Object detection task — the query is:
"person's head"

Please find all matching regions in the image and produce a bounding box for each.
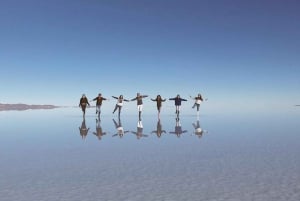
[98,93,102,96]
[119,95,123,99]
[157,95,161,99]
[82,94,86,98]
[198,93,201,97]
[137,93,140,97]
[177,94,180,98]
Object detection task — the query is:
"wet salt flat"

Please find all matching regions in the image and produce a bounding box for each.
[0,108,300,201]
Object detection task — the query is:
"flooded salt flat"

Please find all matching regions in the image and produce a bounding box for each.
[0,108,300,201]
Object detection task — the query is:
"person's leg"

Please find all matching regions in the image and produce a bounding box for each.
[138,105,143,120]
[96,105,101,114]
[82,105,86,116]
[118,106,122,116]
[196,104,200,111]
[113,104,118,114]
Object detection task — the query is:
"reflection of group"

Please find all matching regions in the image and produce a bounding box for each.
[78,116,208,140]
[79,92,207,119]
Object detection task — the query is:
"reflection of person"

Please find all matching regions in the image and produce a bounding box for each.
[131,93,148,120]
[92,93,108,117]
[151,119,166,138]
[192,120,208,139]
[151,95,166,118]
[112,118,129,138]
[93,119,107,140]
[79,118,89,139]
[131,120,148,139]
[79,94,90,117]
[169,94,187,117]
[169,118,187,137]
[112,95,129,117]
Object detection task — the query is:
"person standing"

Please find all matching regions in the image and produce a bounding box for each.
[169,94,187,118]
[112,95,130,117]
[131,93,148,120]
[92,93,108,117]
[79,94,90,117]
[151,95,166,118]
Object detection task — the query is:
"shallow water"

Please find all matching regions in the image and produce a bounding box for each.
[0,108,300,201]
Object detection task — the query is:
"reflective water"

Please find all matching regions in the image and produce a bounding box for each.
[1,108,300,201]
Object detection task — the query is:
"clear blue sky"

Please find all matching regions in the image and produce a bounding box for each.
[0,0,299,114]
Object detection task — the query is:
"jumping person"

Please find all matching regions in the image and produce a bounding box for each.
[169,94,187,118]
[131,93,148,120]
[112,95,129,117]
[79,94,90,117]
[151,95,166,118]
[92,93,108,117]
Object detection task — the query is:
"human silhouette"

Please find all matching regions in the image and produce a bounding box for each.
[151,95,166,119]
[93,118,107,140]
[192,119,208,139]
[79,94,90,117]
[79,118,90,140]
[112,95,129,117]
[151,119,166,138]
[112,118,129,138]
[92,93,108,118]
[131,93,148,120]
[169,94,187,118]
[169,118,187,137]
[131,120,148,139]
[190,93,207,115]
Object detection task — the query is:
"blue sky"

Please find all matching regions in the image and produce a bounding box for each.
[0,0,299,114]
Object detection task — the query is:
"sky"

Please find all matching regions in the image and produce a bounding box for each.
[0,0,299,115]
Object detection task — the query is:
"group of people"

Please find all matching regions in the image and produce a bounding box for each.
[79,93,206,119]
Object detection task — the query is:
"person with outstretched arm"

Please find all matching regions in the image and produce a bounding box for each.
[112,95,129,117]
[79,94,90,117]
[190,93,205,111]
[151,95,166,118]
[92,93,108,117]
[169,94,187,117]
[131,93,148,120]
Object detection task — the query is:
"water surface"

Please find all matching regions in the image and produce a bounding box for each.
[0,108,299,201]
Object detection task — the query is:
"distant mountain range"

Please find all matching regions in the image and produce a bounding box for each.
[0,103,59,111]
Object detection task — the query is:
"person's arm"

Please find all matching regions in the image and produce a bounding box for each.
[162,99,166,102]
[181,98,187,101]
[92,97,97,101]
[142,95,148,98]
[169,97,175,100]
[151,98,156,101]
[124,99,130,102]
[131,97,137,101]
[112,96,118,99]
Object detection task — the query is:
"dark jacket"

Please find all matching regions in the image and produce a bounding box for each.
[131,95,148,105]
[169,97,187,106]
[79,97,90,107]
[93,96,107,105]
[151,97,166,108]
